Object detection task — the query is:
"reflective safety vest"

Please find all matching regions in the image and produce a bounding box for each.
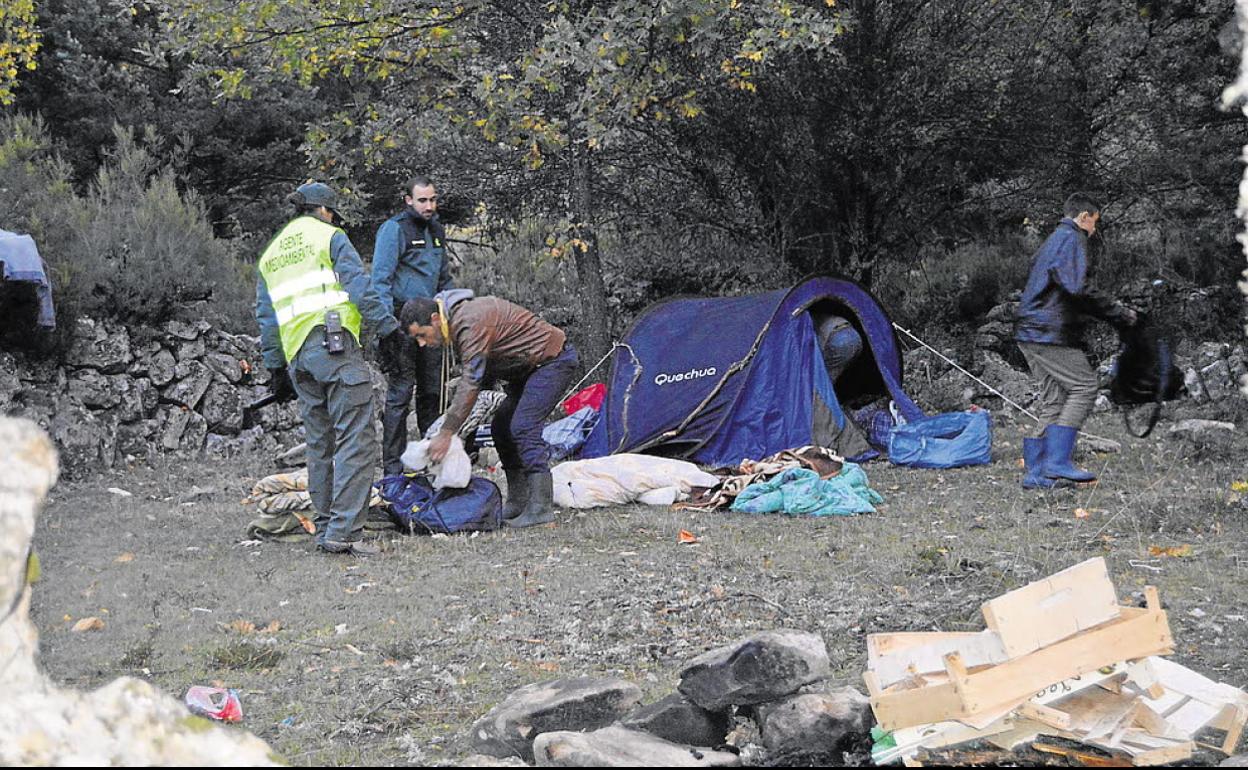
[258,216,363,361]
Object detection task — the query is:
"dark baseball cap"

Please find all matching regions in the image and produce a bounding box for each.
[294,181,338,211]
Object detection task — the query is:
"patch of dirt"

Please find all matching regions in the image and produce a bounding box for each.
[29,408,1248,765]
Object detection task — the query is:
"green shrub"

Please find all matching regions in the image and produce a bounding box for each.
[877,236,1035,330]
[0,116,255,345]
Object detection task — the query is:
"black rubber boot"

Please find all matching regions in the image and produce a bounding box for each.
[505,470,555,529]
[502,468,529,521]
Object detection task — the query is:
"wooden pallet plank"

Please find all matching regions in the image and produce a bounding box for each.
[1129,740,1194,766]
[868,631,985,662]
[871,630,1009,688]
[981,557,1121,659]
[1220,704,1247,755]
[871,607,1171,731]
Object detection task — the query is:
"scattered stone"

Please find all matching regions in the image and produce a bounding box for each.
[455,755,530,768]
[470,677,643,761]
[1079,433,1121,454]
[180,485,217,503]
[1168,419,1236,439]
[1220,754,1248,767]
[678,630,831,710]
[622,693,731,747]
[531,724,740,768]
[753,687,873,759]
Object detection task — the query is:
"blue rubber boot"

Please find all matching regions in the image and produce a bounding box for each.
[1042,425,1097,483]
[1021,437,1060,489]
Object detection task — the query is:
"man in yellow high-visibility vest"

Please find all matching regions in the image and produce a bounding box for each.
[256,182,406,555]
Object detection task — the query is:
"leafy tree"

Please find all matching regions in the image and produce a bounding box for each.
[164,0,846,359]
[0,0,39,105]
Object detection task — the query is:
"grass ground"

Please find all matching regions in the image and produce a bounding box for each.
[28,406,1248,766]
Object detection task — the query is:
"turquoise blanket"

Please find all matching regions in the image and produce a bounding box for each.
[730,464,882,516]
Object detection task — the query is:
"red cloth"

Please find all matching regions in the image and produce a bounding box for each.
[562,383,605,415]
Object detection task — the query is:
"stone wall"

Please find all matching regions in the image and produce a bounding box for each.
[0,317,311,476]
[905,288,1248,414]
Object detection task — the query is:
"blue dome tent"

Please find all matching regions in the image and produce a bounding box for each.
[579,276,924,466]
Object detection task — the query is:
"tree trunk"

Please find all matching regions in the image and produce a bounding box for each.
[568,144,612,366]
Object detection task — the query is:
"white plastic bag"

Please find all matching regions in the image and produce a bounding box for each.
[400,435,472,489]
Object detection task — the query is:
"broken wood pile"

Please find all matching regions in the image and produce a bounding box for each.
[864,557,1248,766]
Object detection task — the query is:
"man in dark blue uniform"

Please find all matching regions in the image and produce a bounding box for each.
[372,175,455,474]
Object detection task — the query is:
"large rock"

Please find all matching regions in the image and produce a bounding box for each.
[117,419,160,460]
[201,381,245,434]
[162,318,204,341]
[147,348,177,387]
[127,341,161,377]
[470,677,643,761]
[532,724,740,768]
[1195,341,1231,370]
[753,687,873,760]
[49,402,116,472]
[972,350,1033,407]
[204,425,268,458]
[204,352,245,384]
[65,318,132,373]
[159,406,208,452]
[1184,367,1209,403]
[66,370,122,410]
[116,377,159,424]
[1201,359,1239,401]
[678,630,831,710]
[163,361,214,410]
[622,694,731,747]
[174,336,206,362]
[0,419,278,765]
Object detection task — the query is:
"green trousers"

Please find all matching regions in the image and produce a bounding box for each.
[288,327,377,545]
[1018,342,1098,433]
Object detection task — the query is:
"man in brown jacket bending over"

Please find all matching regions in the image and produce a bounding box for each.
[399,290,579,528]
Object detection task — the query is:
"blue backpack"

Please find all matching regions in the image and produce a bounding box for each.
[376,474,503,534]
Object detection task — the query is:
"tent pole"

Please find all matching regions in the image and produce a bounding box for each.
[892,323,1121,450]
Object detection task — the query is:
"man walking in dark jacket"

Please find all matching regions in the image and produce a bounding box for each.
[372,175,455,475]
[1015,193,1135,489]
[400,290,579,528]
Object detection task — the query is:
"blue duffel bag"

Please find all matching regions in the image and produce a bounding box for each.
[887,409,992,469]
[376,474,503,534]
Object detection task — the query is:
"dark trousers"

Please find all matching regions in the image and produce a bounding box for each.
[382,338,444,474]
[492,344,579,473]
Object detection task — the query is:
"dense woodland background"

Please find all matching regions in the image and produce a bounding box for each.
[1,0,1244,364]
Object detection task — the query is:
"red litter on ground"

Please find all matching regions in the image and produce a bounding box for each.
[185,686,243,722]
